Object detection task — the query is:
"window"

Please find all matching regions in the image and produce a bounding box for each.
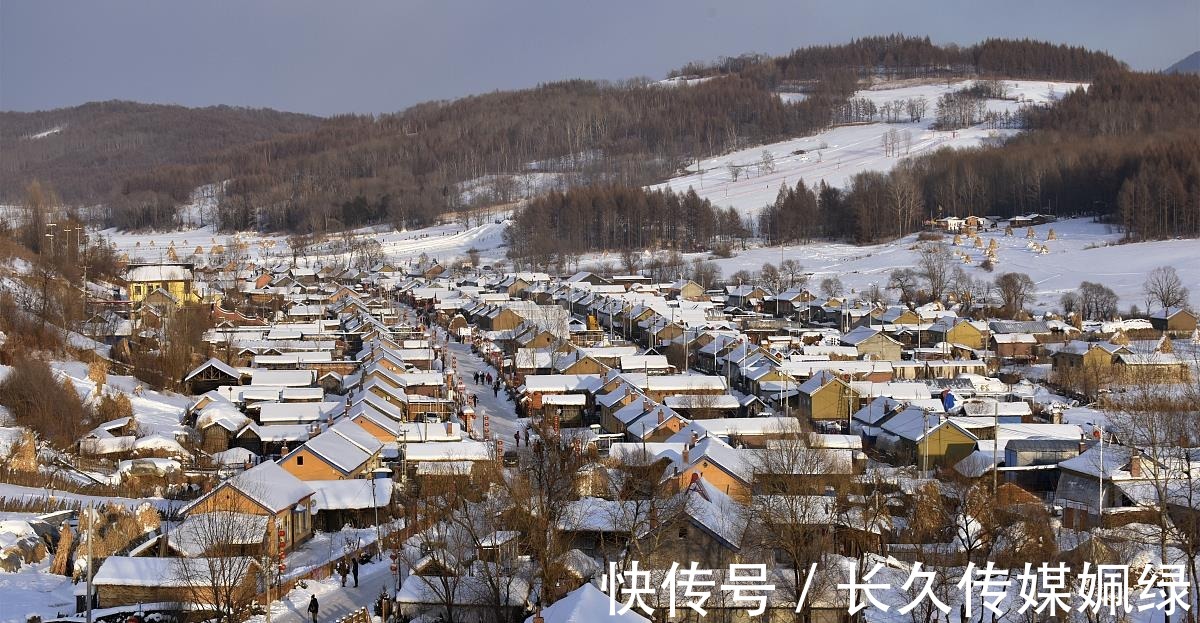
[297,455,304,466]
[678,527,688,539]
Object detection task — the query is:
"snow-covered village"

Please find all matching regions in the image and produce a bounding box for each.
[2,3,1200,623]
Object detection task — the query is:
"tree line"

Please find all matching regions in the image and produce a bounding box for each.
[505,185,746,268]
[4,36,1123,236]
[672,35,1124,87]
[806,71,1200,243]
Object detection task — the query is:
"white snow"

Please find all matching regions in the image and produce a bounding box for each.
[684,217,1200,311]
[26,126,64,140]
[655,79,1085,218]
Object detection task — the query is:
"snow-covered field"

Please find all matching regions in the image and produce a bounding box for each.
[654,79,1085,217]
[97,217,509,269]
[697,217,1200,311]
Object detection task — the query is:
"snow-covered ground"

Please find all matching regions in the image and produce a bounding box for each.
[0,559,75,622]
[695,217,1200,311]
[654,79,1085,217]
[96,216,510,269]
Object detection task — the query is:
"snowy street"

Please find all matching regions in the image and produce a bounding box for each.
[446,340,525,444]
[264,558,396,623]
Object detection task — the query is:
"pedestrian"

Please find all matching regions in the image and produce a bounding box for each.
[523,427,530,446]
[492,381,499,397]
[308,595,319,623]
[338,559,349,587]
[514,430,520,448]
[486,372,493,385]
[351,556,359,588]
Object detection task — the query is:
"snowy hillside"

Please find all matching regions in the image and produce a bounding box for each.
[698,217,1200,311]
[99,215,510,268]
[654,79,1086,217]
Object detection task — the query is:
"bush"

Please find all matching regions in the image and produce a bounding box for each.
[711,241,735,258]
[0,356,93,447]
[917,231,944,242]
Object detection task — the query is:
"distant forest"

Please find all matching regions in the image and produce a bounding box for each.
[507,69,1200,263]
[1,35,1135,239]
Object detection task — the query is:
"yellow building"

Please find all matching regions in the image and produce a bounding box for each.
[123,263,200,304]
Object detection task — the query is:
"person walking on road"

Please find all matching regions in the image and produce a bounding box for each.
[492,380,500,397]
[514,430,520,448]
[308,595,319,623]
[351,556,359,587]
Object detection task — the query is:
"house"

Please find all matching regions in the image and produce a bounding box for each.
[1055,443,1160,529]
[93,556,258,610]
[181,460,316,554]
[123,262,200,305]
[524,582,649,623]
[991,333,1037,363]
[309,477,394,531]
[927,317,986,349]
[840,326,902,361]
[642,472,748,569]
[279,419,384,480]
[877,409,977,469]
[1049,341,1128,373]
[796,371,860,425]
[1149,307,1198,334]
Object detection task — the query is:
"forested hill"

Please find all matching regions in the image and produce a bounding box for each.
[0,101,320,205]
[3,36,1124,233]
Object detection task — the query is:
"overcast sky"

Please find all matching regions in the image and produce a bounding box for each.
[3,0,1197,116]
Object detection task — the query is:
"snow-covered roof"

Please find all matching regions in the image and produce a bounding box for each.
[404,440,492,462]
[184,357,241,382]
[190,460,314,514]
[124,264,193,283]
[94,556,254,587]
[249,369,316,387]
[524,582,649,623]
[310,478,393,511]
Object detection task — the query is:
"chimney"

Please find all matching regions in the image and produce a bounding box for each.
[445,421,453,436]
[533,611,544,623]
[1130,449,1142,478]
[682,446,690,464]
[691,431,699,447]
[657,409,665,424]
[1078,439,1088,455]
[642,399,650,412]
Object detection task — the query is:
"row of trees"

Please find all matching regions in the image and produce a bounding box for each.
[505,185,748,268]
[817,71,1200,243]
[7,37,1124,236]
[673,35,1124,87]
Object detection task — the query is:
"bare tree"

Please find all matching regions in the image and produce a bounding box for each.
[169,509,266,623]
[760,262,781,291]
[916,243,954,302]
[779,259,806,291]
[1143,265,1190,312]
[1078,281,1119,320]
[820,276,845,299]
[760,150,776,175]
[888,268,920,304]
[690,258,721,290]
[994,272,1036,318]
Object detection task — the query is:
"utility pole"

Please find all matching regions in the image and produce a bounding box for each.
[370,476,382,561]
[86,501,93,623]
[992,401,999,495]
[1097,423,1104,529]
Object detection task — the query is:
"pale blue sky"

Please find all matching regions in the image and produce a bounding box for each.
[2,0,1197,116]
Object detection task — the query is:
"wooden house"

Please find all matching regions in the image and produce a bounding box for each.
[181,460,315,554]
